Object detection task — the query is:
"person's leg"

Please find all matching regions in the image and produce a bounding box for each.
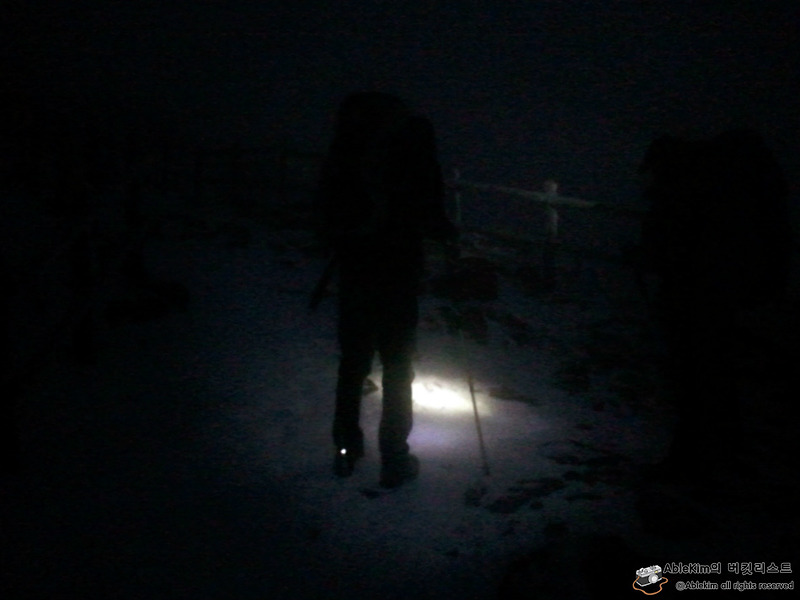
[378,351,414,459]
[658,297,707,475]
[663,301,742,478]
[333,286,374,465]
[690,306,744,458]
[377,290,419,486]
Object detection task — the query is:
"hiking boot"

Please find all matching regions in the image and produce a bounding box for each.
[333,442,364,478]
[379,453,419,489]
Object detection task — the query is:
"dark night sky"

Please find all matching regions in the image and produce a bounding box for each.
[6,1,800,204]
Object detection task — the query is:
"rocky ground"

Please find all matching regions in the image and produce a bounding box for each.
[3,197,798,599]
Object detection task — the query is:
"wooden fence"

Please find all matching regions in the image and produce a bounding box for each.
[6,149,645,395]
[448,169,646,285]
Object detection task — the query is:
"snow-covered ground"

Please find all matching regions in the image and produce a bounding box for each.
[3,190,798,599]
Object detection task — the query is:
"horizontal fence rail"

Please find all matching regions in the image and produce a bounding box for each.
[448,170,647,219]
[446,170,648,287]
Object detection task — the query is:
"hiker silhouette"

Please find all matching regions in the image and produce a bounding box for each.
[639,128,792,479]
[315,91,457,488]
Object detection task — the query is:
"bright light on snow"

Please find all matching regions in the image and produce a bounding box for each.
[412,376,490,415]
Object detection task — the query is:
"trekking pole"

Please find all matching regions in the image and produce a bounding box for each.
[451,284,491,477]
[459,320,491,477]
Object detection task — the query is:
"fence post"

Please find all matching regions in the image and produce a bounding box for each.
[542,180,559,290]
[193,148,205,204]
[278,137,290,203]
[229,142,245,211]
[1,252,21,472]
[453,168,462,227]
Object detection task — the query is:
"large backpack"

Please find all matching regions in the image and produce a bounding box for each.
[315,93,450,249]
